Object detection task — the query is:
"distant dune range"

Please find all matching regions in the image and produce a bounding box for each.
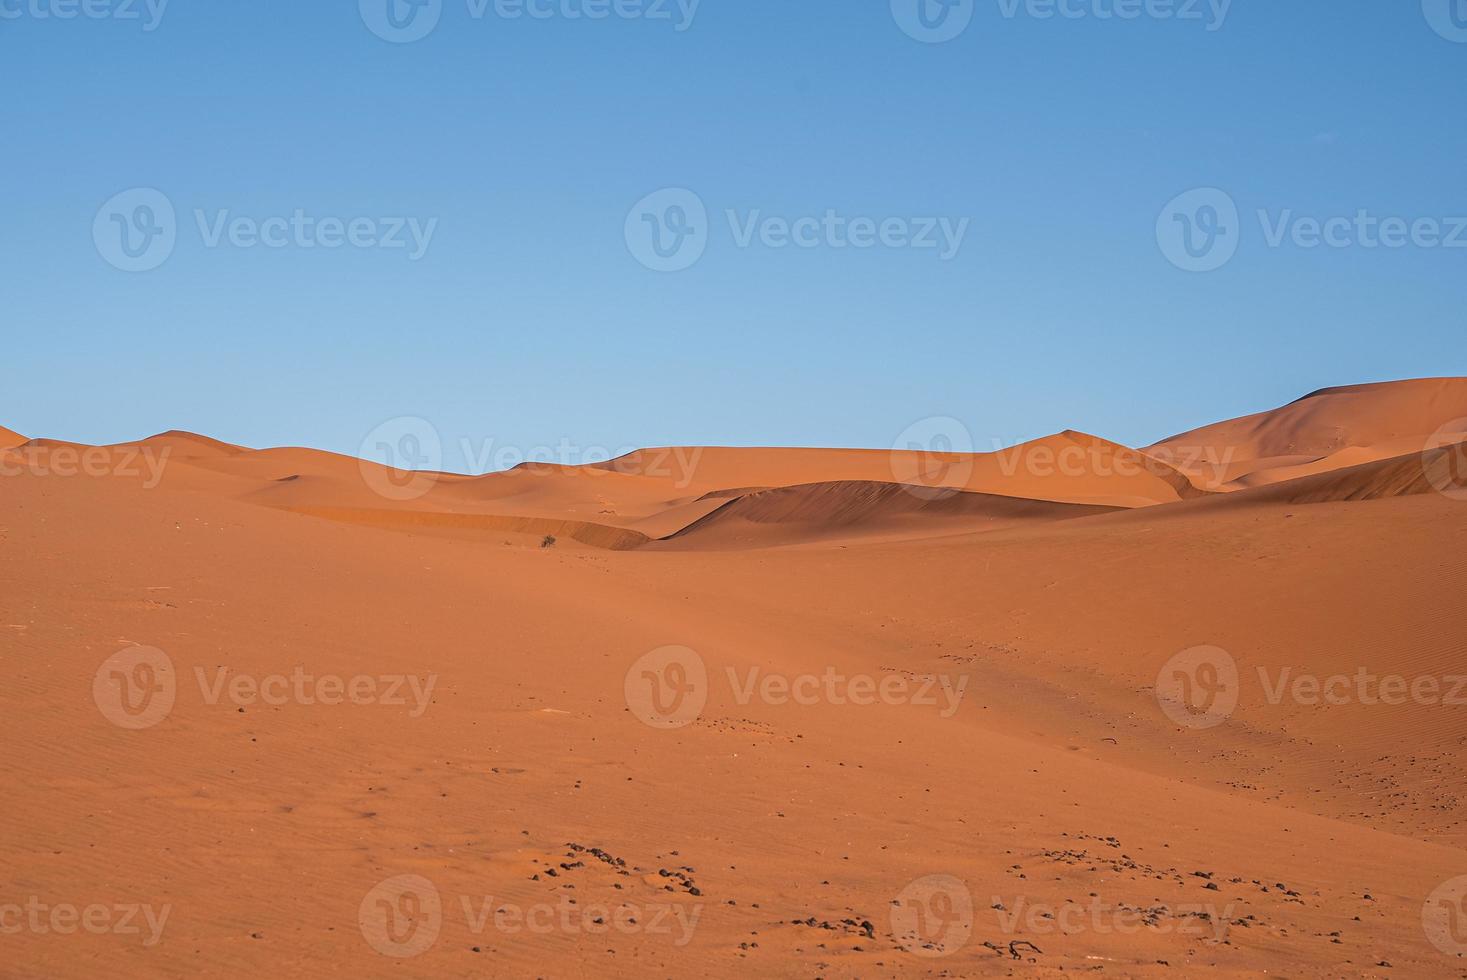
[4,378,1467,976]
[4,378,1465,550]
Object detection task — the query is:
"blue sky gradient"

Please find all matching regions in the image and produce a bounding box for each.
[2,0,1463,470]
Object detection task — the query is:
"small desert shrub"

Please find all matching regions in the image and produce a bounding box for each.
[541,534,557,549]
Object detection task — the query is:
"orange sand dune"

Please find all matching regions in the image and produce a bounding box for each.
[7,429,245,458]
[0,423,25,449]
[124,429,249,458]
[4,379,1467,977]
[1149,377,1467,489]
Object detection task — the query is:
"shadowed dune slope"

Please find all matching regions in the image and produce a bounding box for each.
[660,479,1120,549]
[1209,443,1467,507]
[1148,377,1467,488]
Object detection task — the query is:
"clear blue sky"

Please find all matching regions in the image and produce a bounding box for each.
[3,1,1463,470]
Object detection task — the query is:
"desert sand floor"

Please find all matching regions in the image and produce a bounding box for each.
[4,380,1467,978]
